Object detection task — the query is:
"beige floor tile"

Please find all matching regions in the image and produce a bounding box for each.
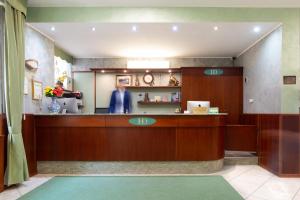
[253,176,300,200]
[229,178,262,199]
[0,186,21,200]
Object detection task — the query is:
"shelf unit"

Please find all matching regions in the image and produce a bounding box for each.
[127,86,181,89]
[138,101,181,105]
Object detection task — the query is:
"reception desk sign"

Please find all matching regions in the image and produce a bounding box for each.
[204,69,224,76]
[129,117,156,126]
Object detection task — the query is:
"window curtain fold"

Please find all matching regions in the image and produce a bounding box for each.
[2,0,28,186]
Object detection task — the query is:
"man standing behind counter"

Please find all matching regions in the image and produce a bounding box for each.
[108,83,132,114]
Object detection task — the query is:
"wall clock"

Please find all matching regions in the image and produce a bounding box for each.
[143,73,154,86]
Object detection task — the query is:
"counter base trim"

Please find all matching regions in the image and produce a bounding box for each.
[38,160,224,174]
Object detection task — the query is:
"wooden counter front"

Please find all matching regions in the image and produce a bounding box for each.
[35,114,225,161]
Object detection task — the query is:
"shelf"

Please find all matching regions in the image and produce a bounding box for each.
[90,68,181,73]
[127,86,181,89]
[138,101,181,105]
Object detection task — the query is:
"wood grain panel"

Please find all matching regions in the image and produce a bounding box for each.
[181,67,243,124]
[280,115,300,175]
[178,115,226,127]
[35,115,225,161]
[259,115,280,174]
[225,125,257,152]
[176,127,224,161]
[37,127,106,161]
[105,128,176,161]
[22,114,37,176]
[35,115,105,127]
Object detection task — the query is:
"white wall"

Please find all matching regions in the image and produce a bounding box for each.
[0,7,4,114]
[236,27,282,113]
[73,72,95,113]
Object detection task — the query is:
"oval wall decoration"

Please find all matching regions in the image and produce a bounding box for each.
[204,69,224,76]
[129,117,156,126]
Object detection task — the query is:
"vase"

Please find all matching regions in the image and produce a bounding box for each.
[48,97,61,113]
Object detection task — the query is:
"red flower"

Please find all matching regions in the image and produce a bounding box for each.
[53,87,64,97]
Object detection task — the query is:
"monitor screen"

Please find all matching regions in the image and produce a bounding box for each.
[187,101,210,113]
[57,98,79,113]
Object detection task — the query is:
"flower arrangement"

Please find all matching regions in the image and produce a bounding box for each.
[44,86,64,97]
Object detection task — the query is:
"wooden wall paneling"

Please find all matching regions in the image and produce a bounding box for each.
[280,115,300,175]
[22,114,37,176]
[105,128,176,161]
[176,127,224,161]
[35,115,225,161]
[36,127,107,161]
[259,115,280,175]
[181,67,243,124]
[225,125,257,152]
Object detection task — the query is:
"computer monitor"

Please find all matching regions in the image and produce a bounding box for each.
[187,101,210,113]
[57,98,79,113]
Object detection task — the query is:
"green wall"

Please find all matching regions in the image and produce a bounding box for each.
[27,7,300,113]
[54,46,73,64]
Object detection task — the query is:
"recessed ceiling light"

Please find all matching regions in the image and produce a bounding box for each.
[146,70,149,73]
[168,69,172,73]
[123,70,127,73]
[132,25,137,32]
[51,26,55,31]
[101,70,105,73]
[254,26,261,33]
[213,26,219,31]
[172,25,178,32]
[92,27,96,31]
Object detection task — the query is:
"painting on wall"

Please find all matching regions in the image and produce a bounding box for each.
[32,80,43,100]
[116,75,132,87]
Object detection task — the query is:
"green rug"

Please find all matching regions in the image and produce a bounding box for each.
[18,176,243,200]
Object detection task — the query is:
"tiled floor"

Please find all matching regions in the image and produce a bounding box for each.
[0,165,300,200]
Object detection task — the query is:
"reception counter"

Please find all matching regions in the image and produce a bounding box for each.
[35,114,226,162]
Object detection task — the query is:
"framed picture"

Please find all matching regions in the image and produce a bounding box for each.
[116,75,132,87]
[32,80,43,100]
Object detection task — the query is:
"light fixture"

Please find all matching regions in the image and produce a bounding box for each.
[123,70,127,73]
[172,25,178,32]
[51,26,55,31]
[253,26,261,33]
[92,27,96,31]
[168,69,172,73]
[213,26,219,31]
[127,60,170,69]
[132,25,137,32]
[101,70,105,73]
[146,70,149,73]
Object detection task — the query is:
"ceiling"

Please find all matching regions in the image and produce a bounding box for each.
[27,0,300,7]
[29,22,280,58]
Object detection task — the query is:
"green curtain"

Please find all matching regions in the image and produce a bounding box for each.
[2,0,28,186]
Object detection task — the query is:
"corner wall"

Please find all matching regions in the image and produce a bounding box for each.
[236,27,282,113]
[24,25,55,113]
